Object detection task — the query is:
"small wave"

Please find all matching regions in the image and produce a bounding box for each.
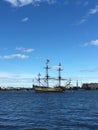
[26,128,47,130]
[77,122,98,129]
[0,125,21,130]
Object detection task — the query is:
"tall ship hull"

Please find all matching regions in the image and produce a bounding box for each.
[33,86,64,92]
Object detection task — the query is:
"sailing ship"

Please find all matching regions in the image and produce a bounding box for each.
[33,59,70,92]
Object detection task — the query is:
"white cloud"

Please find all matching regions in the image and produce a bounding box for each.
[91,40,98,46]
[82,39,98,47]
[80,67,98,73]
[88,5,98,15]
[0,72,34,79]
[4,0,18,6]
[78,4,98,25]
[78,19,87,25]
[81,42,89,47]
[4,0,33,7]
[0,72,35,87]
[0,47,34,59]
[16,47,34,52]
[4,0,56,7]
[22,17,29,22]
[84,1,89,6]
[0,54,28,59]
[19,0,33,7]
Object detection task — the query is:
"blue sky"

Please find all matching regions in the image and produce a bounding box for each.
[0,0,98,87]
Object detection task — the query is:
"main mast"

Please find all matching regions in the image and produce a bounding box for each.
[45,59,50,87]
[57,63,63,87]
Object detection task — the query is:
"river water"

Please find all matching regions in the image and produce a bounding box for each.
[0,90,98,130]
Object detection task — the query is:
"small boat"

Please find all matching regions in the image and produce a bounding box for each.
[33,59,70,92]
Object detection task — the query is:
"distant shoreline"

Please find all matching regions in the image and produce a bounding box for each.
[0,86,98,91]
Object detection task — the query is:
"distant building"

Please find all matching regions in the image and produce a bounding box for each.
[82,83,98,90]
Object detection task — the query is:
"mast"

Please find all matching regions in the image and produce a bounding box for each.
[57,63,63,87]
[45,59,50,87]
[38,73,41,87]
[76,80,78,87]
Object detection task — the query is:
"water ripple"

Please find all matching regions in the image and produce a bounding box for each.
[0,90,98,130]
